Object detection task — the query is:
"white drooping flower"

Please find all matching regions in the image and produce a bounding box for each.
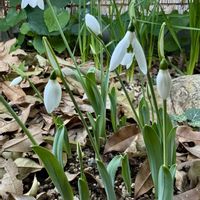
[85,14,101,36]
[44,79,62,113]
[10,76,23,86]
[132,33,147,75]
[121,52,134,69]
[21,0,44,10]
[156,69,172,100]
[109,31,134,71]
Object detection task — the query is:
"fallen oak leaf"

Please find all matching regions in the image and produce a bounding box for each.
[104,124,140,154]
[0,104,32,134]
[2,124,44,152]
[174,184,200,200]
[0,159,23,198]
[177,126,200,158]
[1,81,26,102]
[134,159,153,199]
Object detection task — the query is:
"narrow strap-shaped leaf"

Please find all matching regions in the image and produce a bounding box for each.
[158,166,173,200]
[78,178,90,200]
[107,155,121,187]
[143,125,162,191]
[52,125,65,167]
[121,154,132,194]
[96,159,117,200]
[32,146,73,200]
[167,127,176,166]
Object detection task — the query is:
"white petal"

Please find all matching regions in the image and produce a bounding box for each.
[37,0,44,10]
[21,0,29,8]
[85,14,101,35]
[10,76,23,86]
[156,69,172,100]
[132,33,147,75]
[44,79,62,113]
[121,52,134,69]
[29,0,37,8]
[109,31,134,71]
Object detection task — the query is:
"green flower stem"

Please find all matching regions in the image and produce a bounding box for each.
[46,0,81,78]
[147,71,161,127]
[27,78,43,101]
[0,95,38,146]
[163,99,167,167]
[46,0,101,160]
[59,72,101,160]
[115,70,142,130]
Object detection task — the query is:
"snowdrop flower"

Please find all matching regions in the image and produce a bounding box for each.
[156,69,172,100]
[121,52,134,69]
[85,14,101,36]
[132,33,147,75]
[10,76,23,86]
[44,77,62,113]
[109,30,147,75]
[109,31,134,71]
[21,0,44,10]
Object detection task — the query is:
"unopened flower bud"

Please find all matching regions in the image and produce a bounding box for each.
[85,14,101,36]
[10,76,23,86]
[156,69,172,100]
[44,78,62,113]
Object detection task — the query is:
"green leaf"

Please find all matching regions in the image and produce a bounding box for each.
[185,108,200,122]
[158,166,173,200]
[20,23,31,35]
[107,155,121,187]
[52,125,65,167]
[109,87,118,132]
[10,0,21,7]
[143,125,162,191]
[27,7,49,35]
[167,127,176,166]
[32,146,73,200]
[6,8,26,27]
[49,36,66,53]
[43,37,60,71]
[0,19,9,32]
[44,7,70,32]
[139,97,150,127]
[96,159,117,200]
[78,178,90,200]
[33,36,45,54]
[121,154,132,194]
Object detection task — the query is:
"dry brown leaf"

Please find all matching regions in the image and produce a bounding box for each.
[134,159,153,199]
[2,124,44,152]
[25,175,39,196]
[0,159,23,198]
[188,160,200,188]
[125,133,146,157]
[14,158,42,179]
[174,184,200,200]
[175,170,188,192]
[177,126,200,158]
[104,124,139,154]
[8,193,36,200]
[0,104,32,134]
[68,128,88,146]
[0,39,26,72]
[177,126,200,141]
[0,61,9,73]
[65,171,79,182]
[1,81,26,102]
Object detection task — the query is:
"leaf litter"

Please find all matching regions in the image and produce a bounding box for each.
[0,39,200,199]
